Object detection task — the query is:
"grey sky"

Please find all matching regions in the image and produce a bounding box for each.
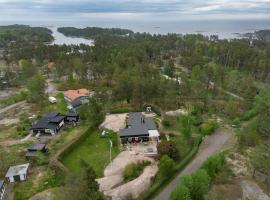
[1,0,270,22]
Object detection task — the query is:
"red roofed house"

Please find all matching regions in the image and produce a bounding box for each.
[64,88,93,109]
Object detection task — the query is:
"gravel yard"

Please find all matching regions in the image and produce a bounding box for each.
[97,150,158,200]
[99,113,127,132]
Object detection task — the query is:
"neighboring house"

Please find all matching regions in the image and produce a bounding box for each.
[31,112,65,136]
[120,112,160,143]
[0,180,5,200]
[5,163,30,183]
[25,143,47,159]
[64,113,80,123]
[64,88,93,109]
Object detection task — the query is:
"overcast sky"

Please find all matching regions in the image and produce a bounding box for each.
[1,0,270,22]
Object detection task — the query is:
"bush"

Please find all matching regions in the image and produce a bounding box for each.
[34,151,48,166]
[162,118,172,127]
[123,160,151,181]
[200,120,219,135]
[157,141,180,161]
[170,185,192,200]
[201,153,225,180]
[158,155,175,177]
[181,169,210,200]
[191,105,204,115]
[232,118,241,127]
[241,108,258,121]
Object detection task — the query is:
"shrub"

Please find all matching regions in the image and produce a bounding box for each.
[157,141,180,161]
[181,169,210,200]
[232,118,241,127]
[162,118,171,127]
[200,120,219,135]
[241,108,258,121]
[201,153,225,180]
[158,155,175,177]
[123,160,151,181]
[34,151,48,166]
[170,185,192,200]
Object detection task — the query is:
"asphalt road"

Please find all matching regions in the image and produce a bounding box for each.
[154,129,231,200]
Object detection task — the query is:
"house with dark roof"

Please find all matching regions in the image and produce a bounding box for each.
[0,180,5,200]
[31,112,64,136]
[25,143,47,159]
[120,112,159,143]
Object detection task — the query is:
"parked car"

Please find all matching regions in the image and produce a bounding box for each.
[48,96,57,104]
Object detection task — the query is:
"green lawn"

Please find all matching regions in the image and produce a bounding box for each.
[61,130,120,177]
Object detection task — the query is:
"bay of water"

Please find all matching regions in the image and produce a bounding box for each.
[1,19,270,45]
[49,27,94,46]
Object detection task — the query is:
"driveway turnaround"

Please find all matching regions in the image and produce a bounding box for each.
[154,129,231,200]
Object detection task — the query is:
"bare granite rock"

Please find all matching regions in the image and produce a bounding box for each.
[241,180,270,200]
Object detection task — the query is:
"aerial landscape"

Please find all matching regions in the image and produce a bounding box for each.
[0,1,270,200]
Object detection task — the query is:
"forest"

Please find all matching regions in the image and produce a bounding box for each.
[0,25,270,200]
[0,25,53,47]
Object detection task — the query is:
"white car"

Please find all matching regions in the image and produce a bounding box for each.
[48,96,57,104]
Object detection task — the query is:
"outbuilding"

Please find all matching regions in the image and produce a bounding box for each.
[0,180,6,200]
[25,143,47,159]
[64,113,80,123]
[5,163,30,183]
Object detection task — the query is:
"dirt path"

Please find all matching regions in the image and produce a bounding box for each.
[154,129,231,200]
[46,78,57,95]
[0,100,26,115]
[0,132,33,146]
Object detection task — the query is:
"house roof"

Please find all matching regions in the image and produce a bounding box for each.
[27,143,46,151]
[31,112,63,130]
[49,116,65,123]
[70,99,82,108]
[66,112,79,117]
[44,112,59,119]
[5,163,30,177]
[120,112,158,138]
[64,88,89,101]
[0,180,4,188]
[31,118,58,130]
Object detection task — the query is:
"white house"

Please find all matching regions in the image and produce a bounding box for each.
[0,180,5,200]
[5,163,30,183]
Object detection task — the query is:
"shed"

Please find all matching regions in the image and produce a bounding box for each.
[5,163,30,183]
[64,113,80,123]
[25,143,47,159]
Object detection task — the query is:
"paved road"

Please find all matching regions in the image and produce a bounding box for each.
[154,129,231,200]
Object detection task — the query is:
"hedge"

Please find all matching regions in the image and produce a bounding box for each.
[138,136,202,200]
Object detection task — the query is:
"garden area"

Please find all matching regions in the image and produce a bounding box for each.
[61,129,120,177]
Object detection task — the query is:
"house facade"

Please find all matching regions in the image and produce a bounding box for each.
[0,180,5,200]
[120,112,160,144]
[5,163,30,183]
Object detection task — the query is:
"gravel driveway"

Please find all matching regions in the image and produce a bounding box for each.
[154,129,231,200]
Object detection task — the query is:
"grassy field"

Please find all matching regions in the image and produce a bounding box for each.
[61,130,120,177]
